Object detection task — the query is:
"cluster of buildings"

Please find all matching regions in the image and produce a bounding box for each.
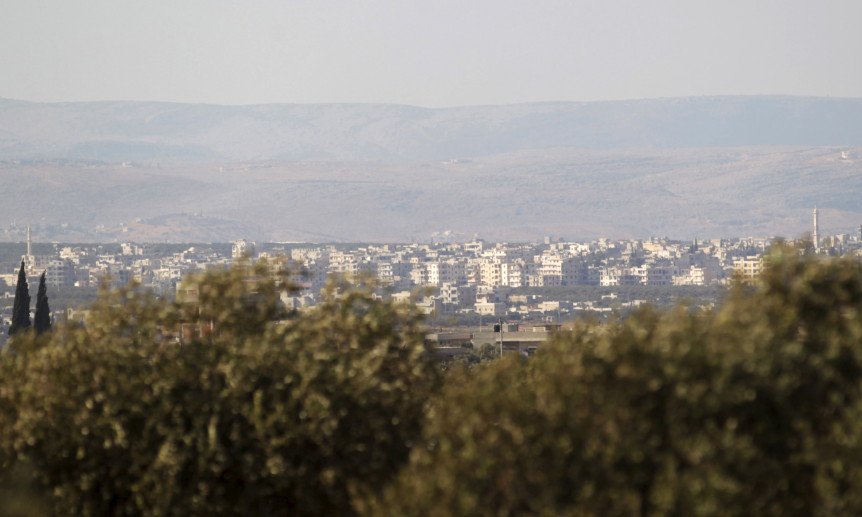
[4,234,229,296]
[283,230,862,318]
[4,209,862,332]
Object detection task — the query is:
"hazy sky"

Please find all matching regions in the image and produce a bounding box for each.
[2,0,860,107]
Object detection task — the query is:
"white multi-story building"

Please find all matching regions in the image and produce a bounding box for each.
[479,259,504,287]
[501,261,523,288]
[425,260,466,286]
[329,251,360,275]
[673,266,716,286]
[600,267,641,287]
[464,240,484,254]
[409,265,427,286]
[440,283,477,306]
[376,261,394,285]
[232,239,255,259]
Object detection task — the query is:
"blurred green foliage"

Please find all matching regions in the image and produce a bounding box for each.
[366,249,862,516]
[4,249,862,515]
[0,260,439,515]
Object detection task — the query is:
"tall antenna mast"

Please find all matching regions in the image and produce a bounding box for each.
[812,207,820,252]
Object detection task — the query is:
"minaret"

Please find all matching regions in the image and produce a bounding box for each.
[812,207,820,252]
[22,225,34,274]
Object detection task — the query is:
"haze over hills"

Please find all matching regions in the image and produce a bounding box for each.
[0,96,860,242]
[2,96,862,162]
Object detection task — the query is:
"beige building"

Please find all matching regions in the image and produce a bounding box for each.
[733,256,763,281]
[475,299,506,316]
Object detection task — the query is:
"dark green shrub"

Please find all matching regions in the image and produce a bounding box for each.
[0,263,439,516]
[366,250,862,516]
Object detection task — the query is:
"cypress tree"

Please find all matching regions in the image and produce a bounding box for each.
[34,271,51,334]
[9,260,31,336]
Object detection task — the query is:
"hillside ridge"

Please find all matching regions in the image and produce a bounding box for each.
[2,95,861,162]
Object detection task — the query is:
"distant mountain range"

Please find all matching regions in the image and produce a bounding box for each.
[0,96,860,242]
[1,96,861,162]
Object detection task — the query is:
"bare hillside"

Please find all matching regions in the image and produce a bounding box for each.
[2,146,859,242]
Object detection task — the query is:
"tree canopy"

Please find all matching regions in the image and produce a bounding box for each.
[9,261,31,336]
[0,261,439,515]
[365,249,862,516]
[33,272,51,335]
[3,250,862,515]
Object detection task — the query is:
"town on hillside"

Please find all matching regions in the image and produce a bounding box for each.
[2,211,860,353]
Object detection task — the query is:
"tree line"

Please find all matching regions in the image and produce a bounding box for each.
[2,250,862,515]
[9,260,52,336]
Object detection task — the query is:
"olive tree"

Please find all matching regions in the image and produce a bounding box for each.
[0,261,439,516]
[366,249,862,516]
